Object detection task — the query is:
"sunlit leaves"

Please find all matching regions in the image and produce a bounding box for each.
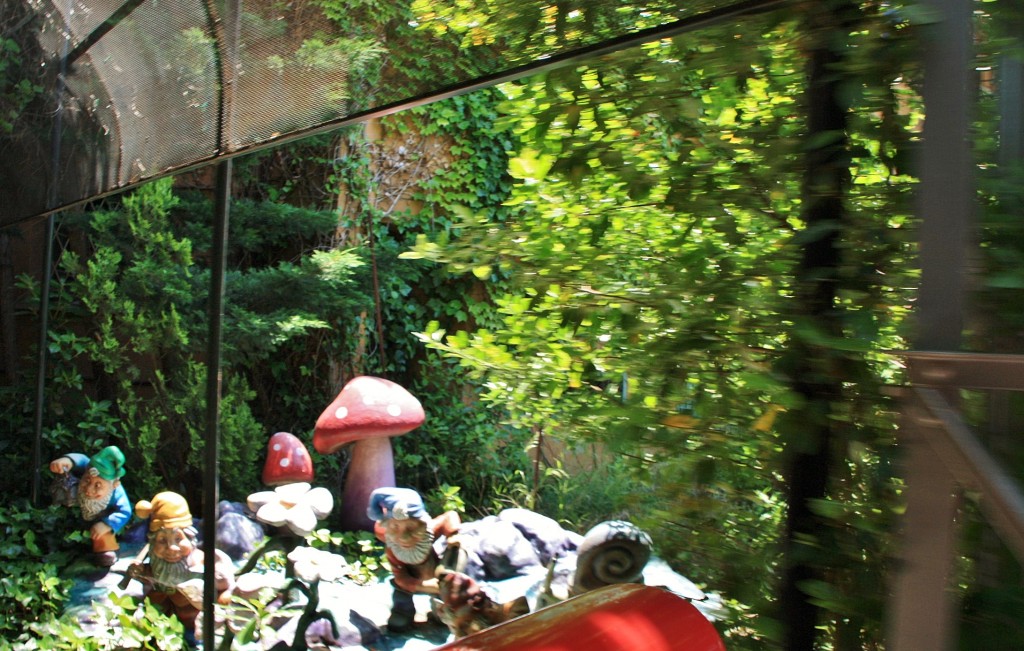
[403,5,925,646]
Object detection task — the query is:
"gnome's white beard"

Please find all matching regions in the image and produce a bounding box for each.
[387,526,435,566]
[77,489,111,521]
[150,555,196,588]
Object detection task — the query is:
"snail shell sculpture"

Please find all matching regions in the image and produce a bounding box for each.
[571,520,653,596]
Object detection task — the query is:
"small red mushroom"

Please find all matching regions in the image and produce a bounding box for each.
[262,432,315,486]
[313,376,425,531]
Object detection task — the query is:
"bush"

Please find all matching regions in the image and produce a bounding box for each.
[0,501,77,644]
[16,593,184,651]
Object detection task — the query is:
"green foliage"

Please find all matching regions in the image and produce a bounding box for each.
[394,365,531,514]
[407,90,519,216]
[0,38,41,134]
[222,588,304,650]
[424,483,466,516]
[959,585,1024,651]
[489,457,645,534]
[5,85,526,512]
[1,180,352,503]
[18,593,184,650]
[13,3,1019,649]
[0,3,44,135]
[0,88,526,513]
[404,7,918,649]
[0,502,78,644]
[296,37,386,105]
[23,180,262,501]
[286,90,533,511]
[306,528,388,584]
[954,10,1024,647]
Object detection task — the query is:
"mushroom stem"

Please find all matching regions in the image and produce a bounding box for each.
[339,436,396,531]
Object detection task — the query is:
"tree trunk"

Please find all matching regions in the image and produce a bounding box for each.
[780,4,854,650]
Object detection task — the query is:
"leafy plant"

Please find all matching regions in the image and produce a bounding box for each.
[221,588,304,651]
[401,6,918,648]
[0,501,78,645]
[18,593,184,650]
[306,528,387,585]
[0,3,44,135]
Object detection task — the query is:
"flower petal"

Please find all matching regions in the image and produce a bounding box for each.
[299,486,335,519]
[286,506,318,536]
[275,482,311,507]
[256,501,289,526]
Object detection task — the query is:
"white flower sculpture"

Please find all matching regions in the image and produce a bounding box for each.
[247,482,334,536]
[287,545,349,583]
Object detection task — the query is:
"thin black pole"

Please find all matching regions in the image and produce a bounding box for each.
[30,214,55,505]
[202,0,236,643]
[779,4,854,648]
[32,0,73,505]
[202,159,231,650]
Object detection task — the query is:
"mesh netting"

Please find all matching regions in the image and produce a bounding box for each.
[1,0,779,226]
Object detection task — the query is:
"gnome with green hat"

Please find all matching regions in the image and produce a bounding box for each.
[50,445,132,566]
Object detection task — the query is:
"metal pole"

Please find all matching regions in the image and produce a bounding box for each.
[32,0,73,505]
[202,159,231,650]
[202,0,237,644]
[888,0,973,649]
[30,214,55,505]
[998,56,1024,164]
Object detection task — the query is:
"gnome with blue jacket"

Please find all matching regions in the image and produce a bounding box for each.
[367,487,530,636]
[368,487,461,630]
[49,445,132,566]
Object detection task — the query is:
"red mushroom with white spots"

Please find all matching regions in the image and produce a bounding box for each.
[313,376,425,531]
[262,431,315,486]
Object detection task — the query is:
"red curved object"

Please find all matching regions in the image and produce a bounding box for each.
[434,584,725,651]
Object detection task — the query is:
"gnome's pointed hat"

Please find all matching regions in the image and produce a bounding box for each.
[135,491,194,532]
[367,487,430,523]
[88,446,126,481]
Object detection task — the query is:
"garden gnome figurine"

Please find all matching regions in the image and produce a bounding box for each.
[368,487,460,630]
[126,491,235,640]
[49,445,131,566]
[368,487,530,636]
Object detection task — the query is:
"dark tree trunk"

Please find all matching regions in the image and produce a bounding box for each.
[780,3,854,650]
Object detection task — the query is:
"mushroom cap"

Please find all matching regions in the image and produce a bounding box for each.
[313,376,425,455]
[262,432,315,486]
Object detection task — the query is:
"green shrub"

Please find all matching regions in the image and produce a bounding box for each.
[17,593,184,651]
[0,502,76,644]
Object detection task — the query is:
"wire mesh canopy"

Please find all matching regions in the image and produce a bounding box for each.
[1,0,786,227]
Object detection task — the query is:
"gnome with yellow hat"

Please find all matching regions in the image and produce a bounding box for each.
[49,445,132,566]
[126,491,235,635]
